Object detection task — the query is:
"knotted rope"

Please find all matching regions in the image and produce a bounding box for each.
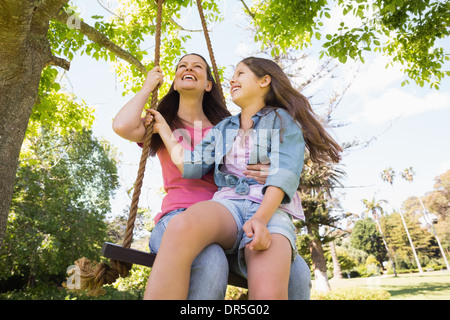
[67,0,164,296]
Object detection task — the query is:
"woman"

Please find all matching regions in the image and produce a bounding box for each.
[113,53,311,299]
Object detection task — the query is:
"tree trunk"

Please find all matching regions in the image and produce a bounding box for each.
[0,65,43,248]
[329,240,343,279]
[307,222,331,292]
[0,0,68,247]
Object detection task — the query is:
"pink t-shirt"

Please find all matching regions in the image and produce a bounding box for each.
[152,125,217,223]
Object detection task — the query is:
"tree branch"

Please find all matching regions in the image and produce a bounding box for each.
[168,17,203,32]
[53,10,147,75]
[239,0,255,18]
[96,0,202,33]
[46,55,70,71]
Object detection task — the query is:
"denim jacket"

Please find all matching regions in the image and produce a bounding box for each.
[183,107,305,204]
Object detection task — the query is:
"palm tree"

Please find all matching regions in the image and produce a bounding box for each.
[362,197,397,276]
[380,167,395,185]
[401,167,449,271]
[381,168,423,273]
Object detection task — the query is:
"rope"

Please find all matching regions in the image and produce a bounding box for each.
[123,0,163,251]
[195,0,226,106]
[69,0,164,296]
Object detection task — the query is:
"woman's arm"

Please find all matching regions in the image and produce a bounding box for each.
[244,164,270,185]
[112,67,164,143]
[146,109,186,173]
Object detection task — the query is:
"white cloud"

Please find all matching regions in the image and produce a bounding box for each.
[347,56,405,96]
[234,41,253,57]
[350,88,450,125]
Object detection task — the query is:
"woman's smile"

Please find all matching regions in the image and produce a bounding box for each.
[182,74,197,81]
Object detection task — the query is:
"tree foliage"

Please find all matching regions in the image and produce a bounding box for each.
[246,0,450,88]
[1,124,119,285]
[351,218,386,264]
[426,170,450,219]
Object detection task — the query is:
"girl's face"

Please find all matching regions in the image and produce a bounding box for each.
[230,62,270,109]
[173,55,212,94]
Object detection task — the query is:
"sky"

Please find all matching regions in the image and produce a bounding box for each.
[65,0,450,223]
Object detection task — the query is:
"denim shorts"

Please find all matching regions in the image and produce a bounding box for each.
[211,198,297,278]
[149,208,186,254]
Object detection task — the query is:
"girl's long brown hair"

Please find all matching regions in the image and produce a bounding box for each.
[240,57,342,164]
[149,54,230,156]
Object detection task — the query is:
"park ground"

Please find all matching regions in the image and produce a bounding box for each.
[312,270,450,300]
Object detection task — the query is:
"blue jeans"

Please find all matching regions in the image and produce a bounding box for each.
[149,208,311,300]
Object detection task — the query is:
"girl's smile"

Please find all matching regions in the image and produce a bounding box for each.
[230,84,241,93]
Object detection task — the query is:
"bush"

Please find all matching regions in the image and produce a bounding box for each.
[112,264,150,295]
[342,270,361,278]
[365,255,379,267]
[354,264,381,278]
[225,286,248,300]
[312,287,391,300]
[0,284,142,300]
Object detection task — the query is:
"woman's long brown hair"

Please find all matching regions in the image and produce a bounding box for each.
[240,57,342,164]
[149,53,231,156]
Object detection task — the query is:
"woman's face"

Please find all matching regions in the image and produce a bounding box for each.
[173,55,212,94]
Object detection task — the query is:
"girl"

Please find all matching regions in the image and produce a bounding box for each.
[145,57,341,299]
[113,54,311,299]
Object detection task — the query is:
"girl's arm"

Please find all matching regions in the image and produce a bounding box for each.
[263,110,305,203]
[112,67,164,143]
[244,111,305,251]
[148,110,218,178]
[243,186,285,251]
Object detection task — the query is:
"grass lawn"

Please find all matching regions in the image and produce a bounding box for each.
[319,270,450,300]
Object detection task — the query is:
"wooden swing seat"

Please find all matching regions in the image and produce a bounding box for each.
[102,242,248,289]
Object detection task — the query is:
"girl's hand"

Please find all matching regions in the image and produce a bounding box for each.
[243,218,272,251]
[142,67,164,93]
[145,109,170,134]
[244,163,270,184]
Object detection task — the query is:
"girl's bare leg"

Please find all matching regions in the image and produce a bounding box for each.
[245,234,292,300]
[144,201,237,300]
